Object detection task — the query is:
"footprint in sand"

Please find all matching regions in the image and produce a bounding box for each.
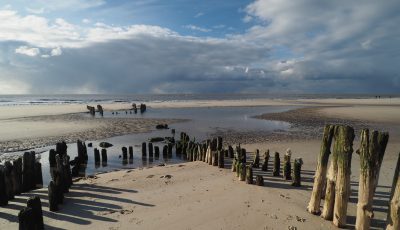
[146,175,154,178]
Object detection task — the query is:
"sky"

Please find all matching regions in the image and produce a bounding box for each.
[0,0,399,94]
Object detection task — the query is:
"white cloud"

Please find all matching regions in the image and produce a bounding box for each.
[82,18,91,24]
[194,12,204,18]
[184,24,211,33]
[51,47,62,56]
[242,15,252,23]
[26,7,45,14]
[15,46,40,57]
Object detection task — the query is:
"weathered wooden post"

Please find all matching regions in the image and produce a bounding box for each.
[48,181,58,211]
[240,148,247,164]
[34,161,43,188]
[27,195,44,230]
[283,149,292,180]
[101,149,108,163]
[94,148,100,164]
[18,207,34,230]
[256,175,264,186]
[333,125,355,228]
[356,130,389,229]
[215,149,223,168]
[154,146,160,158]
[0,166,8,206]
[64,155,72,189]
[149,143,154,158]
[261,150,270,171]
[122,147,128,160]
[246,165,253,184]
[291,158,303,187]
[236,161,241,178]
[273,152,280,177]
[4,161,15,200]
[97,104,104,116]
[228,145,234,158]
[128,146,133,159]
[239,163,246,181]
[142,142,147,158]
[386,153,400,230]
[212,152,218,166]
[168,143,173,158]
[217,136,223,151]
[163,145,168,158]
[49,149,57,168]
[22,151,35,192]
[232,158,237,172]
[253,149,260,168]
[307,124,335,214]
[12,158,22,195]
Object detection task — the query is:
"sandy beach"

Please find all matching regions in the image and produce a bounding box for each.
[0,98,399,229]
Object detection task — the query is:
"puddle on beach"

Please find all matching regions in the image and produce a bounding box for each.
[2,106,298,186]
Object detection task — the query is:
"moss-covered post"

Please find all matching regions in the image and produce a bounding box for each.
[246,165,253,184]
[333,125,355,228]
[291,158,303,187]
[283,149,292,180]
[253,149,260,168]
[261,150,270,171]
[386,153,400,230]
[308,125,335,214]
[239,163,246,181]
[321,126,340,220]
[273,152,280,177]
[356,130,389,229]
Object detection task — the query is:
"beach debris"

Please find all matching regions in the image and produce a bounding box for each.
[132,103,138,113]
[87,105,95,116]
[307,125,334,215]
[283,150,292,180]
[387,153,400,230]
[156,124,169,129]
[252,149,260,168]
[246,165,253,184]
[256,175,264,186]
[291,158,303,187]
[99,142,113,148]
[296,216,306,222]
[356,129,388,229]
[160,175,172,179]
[273,152,281,177]
[97,104,104,116]
[261,150,270,171]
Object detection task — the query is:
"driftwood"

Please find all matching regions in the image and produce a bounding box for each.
[356,130,389,229]
[308,125,334,214]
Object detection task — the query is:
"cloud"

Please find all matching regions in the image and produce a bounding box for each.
[82,18,91,24]
[50,47,62,56]
[194,12,204,18]
[15,46,40,56]
[184,24,211,33]
[26,7,45,14]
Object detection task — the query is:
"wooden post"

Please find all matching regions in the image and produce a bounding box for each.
[142,142,147,158]
[101,149,108,162]
[154,146,160,158]
[128,146,133,159]
[217,136,223,151]
[168,144,173,158]
[22,152,35,192]
[94,148,100,164]
[239,163,246,181]
[148,143,153,158]
[122,147,128,160]
[4,161,15,200]
[253,149,260,168]
[240,148,247,164]
[48,181,58,212]
[356,130,389,229]
[256,175,264,186]
[27,195,44,230]
[212,152,218,166]
[261,150,270,171]
[386,153,400,230]
[283,149,292,180]
[232,158,237,172]
[12,158,22,195]
[0,166,8,206]
[49,149,57,167]
[322,126,340,220]
[307,124,335,214]
[236,161,241,178]
[228,146,234,158]
[18,207,34,230]
[34,161,43,189]
[218,150,224,168]
[246,165,253,184]
[163,145,168,158]
[333,125,355,228]
[291,158,303,187]
[273,152,280,177]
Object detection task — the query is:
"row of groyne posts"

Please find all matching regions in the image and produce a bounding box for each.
[87,103,147,116]
[306,125,400,230]
[0,140,91,230]
[173,132,304,187]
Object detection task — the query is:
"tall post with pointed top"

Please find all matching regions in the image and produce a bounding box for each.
[308,125,335,214]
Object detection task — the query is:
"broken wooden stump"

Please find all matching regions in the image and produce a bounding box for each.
[356,129,389,230]
[86,105,95,116]
[18,207,34,230]
[48,181,58,212]
[212,151,218,166]
[232,158,237,172]
[308,124,335,215]
[273,152,280,177]
[283,149,292,180]
[97,104,104,116]
[140,103,146,113]
[291,158,303,187]
[217,136,223,151]
[228,145,234,158]
[252,149,260,168]
[218,150,224,168]
[246,165,253,184]
[26,195,44,230]
[163,145,168,158]
[256,175,264,186]
[261,150,270,172]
